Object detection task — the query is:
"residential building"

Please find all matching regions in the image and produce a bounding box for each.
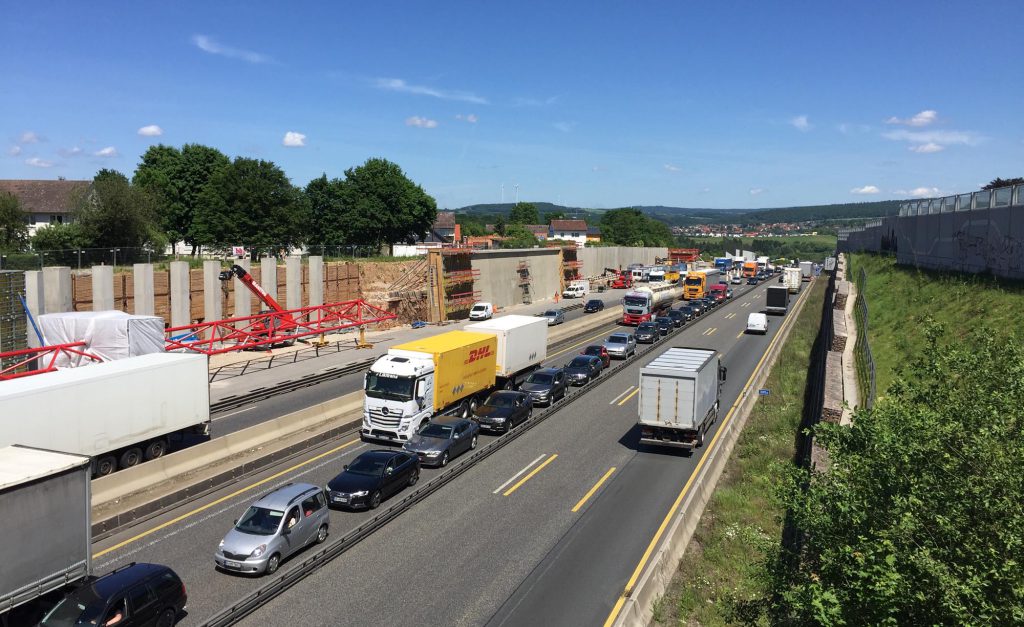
[422,211,460,244]
[0,179,90,235]
[586,225,602,243]
[548,219,588,246]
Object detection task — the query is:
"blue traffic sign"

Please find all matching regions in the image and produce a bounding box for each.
[758,388,770,396]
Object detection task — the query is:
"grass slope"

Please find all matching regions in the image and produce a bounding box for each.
[654,278,826,625]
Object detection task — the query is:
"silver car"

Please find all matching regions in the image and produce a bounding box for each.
[542,309,565,325]
[215,483,329,575]
[604,333,636,359]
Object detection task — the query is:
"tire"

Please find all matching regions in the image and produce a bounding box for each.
[469,434,478,450]
[468,396,479,416]
[315,524,328,544]
[439,451,450,467]
[155,608,176,627]
[695,426,705,448]
[459,400,471,419]
[144,438,168,461]
[503,379,515,391]
[265,553,281,575]
[408,469,420,486]
[119,447,142,469]
[94,455,117,477]
[368,490,382,510]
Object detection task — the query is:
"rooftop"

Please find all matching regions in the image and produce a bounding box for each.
[0,179,90,214]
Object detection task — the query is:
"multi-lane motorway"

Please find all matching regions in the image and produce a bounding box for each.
[91,278,796,626]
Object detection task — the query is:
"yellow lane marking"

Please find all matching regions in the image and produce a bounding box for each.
[93,437,362,559]
[741,302,751,308]
[724,312,736,319]
[493,454,547,494]
[602,282,808,626]
[503,454,558,496]
[571,467,617,513]
[702,327,718,336]
[616,388,640,406]
[609,386,635,405]
[736,331,745,339]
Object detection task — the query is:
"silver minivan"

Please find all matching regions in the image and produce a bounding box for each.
[215,482,329,575]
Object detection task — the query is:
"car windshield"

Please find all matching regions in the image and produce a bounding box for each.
[365,372,415,401]
[657,318,671,324]
[235,506,284,535]
[638,323,655,330]
[568,357,592,368]
[420,423,454,438]
[40,586,103,626]
[484,394,517,408]
[471,305,486,311]
[584,346,602,355]
[607,335,628,344]
[543,311,558,317]
[346,455,387,476]
[527,373,554,385]
[586,300,600,307]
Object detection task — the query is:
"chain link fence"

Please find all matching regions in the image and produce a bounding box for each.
[853,268,877,408]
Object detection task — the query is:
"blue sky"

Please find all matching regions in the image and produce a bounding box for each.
[2,1,1022,210]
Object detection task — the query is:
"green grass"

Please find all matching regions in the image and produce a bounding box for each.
[848,254,1024,399]
[655,278,827,626]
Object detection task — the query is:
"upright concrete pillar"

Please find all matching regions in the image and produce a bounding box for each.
[133,263,155,316]
[286,256,302,310]
[23,270,44,347]
[42,266,72,314]
[260,257,278,304]
[91,265,114,311]
[169,261,190,328]
[233,258,251,319]
[203,261,223,327]
[308,256,324,307]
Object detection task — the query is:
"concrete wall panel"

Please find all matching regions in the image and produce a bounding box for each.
[470,248,560,310]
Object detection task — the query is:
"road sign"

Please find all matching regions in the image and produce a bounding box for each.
[758,388,770,396]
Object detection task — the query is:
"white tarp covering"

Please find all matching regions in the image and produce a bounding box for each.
[38,311,165,367]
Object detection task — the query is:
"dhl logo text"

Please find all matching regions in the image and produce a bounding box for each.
[464,346,493,364]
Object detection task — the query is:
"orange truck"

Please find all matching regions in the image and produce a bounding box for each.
[742,261,758,278]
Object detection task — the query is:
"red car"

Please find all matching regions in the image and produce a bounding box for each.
[582,345,611,368]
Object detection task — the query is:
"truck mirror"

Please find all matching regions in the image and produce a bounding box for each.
[720,366,728,381]
[415,379,427,398]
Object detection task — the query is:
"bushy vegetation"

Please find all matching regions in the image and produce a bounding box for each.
[678,234,837,261]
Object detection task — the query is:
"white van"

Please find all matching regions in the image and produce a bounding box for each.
[746,312,769,335]
[468,302,493,320]
[561,280,590,299]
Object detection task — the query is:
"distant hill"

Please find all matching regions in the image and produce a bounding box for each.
[455,200,901,226]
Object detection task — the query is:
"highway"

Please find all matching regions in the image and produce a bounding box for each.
[88,278,791,626]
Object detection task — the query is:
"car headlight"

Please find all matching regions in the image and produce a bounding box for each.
[251,544,267,558]
[219,539,225,548]
[425,451,441,457]
[351,490,369,497]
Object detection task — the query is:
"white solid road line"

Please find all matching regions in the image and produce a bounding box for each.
[494,454,548,495]
[212,405,257,421]
[609,386,635,405]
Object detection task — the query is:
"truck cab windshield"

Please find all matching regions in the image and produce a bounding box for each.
[623,296,648,307]
[684,277,702,286]
[365,372,416,401]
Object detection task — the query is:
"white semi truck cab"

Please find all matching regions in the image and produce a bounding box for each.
[363,352,436,443]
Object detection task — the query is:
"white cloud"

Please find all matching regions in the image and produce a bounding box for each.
[25,157,54,168]
[893,187,942,197]
[908,142,944,154]
[838,122,871,135]
[192,34,271,64]
[282,131,307,147]
[591,166,604,172]
[8,146,22,156]
[137,125,164,137]
[18,131,41,144]
[512,95,559,107]
[94,146,118,157]
[886,109,937,127]
[405,116,438,129]
[375,78,488,105]
[553,121,575,133]
[701,187,712,193]
[58,146,83,157]
[455,113,478,123]
[663,164,681,172]
[749,188,765,195]
[790,115,811,132]
[850,185,881,195]
[882,129,980,148]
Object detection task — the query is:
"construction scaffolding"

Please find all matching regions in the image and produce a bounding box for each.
[426,249,481,323]
[517,259,533,304]
[555,245,583,294]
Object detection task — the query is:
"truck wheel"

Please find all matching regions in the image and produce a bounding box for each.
[119,447,143,469]
[695,426,705,448]
[144,438,168,461]
[459,400,471,419]
[469,397,479,416]
[95,455,117,477]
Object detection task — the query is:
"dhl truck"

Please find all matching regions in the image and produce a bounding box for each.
[362,315,547,443]
[682,268,721,300]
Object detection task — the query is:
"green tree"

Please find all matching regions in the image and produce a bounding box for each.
[304,174,351,247]
[0,192,29,251]
[30,223,89,264]
[759,324,1024,625]
[339,158,437,252]
[494,215,507,236]
[600,208,673,246]
[134,143,230,254]
[500,225,539,249]
[982,177,1024,190]
[75,169,165,261]
[193,157,309,257]
[543,210,565,224]
[509,201,540,225]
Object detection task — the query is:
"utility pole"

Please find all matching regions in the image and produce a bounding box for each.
[514,184,519,204]
[500,183,504,203]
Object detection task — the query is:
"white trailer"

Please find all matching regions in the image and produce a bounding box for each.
[0,446,91,619]
[638,347,726,451]
[0,353,211,477]
[799,260,813,281]
[465,315,548,382]
[784,267,802,293]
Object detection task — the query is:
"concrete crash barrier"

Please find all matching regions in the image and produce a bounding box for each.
[548,306,622,344]
[612,280,813,627]
[831,309,848,352]
[822,352,844,424]
[91,392,364,538]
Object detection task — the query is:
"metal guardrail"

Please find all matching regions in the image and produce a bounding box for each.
[200,293,744,626]
[853,269,877,409]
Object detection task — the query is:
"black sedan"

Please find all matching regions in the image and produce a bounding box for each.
[473,390,532,433]
[403,417,479,467]
[689,301,706,316]
[520,368,568,406]
[702,297,717,310]
[327,450,420,510]
[563,355,603,386]
[655,316,673,335]
[583,299,605,313]
[667,309,686,327]
[635,322,659,343]
[747,277,759,285]
[677,305,696,321]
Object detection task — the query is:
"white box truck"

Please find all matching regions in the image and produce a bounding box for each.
[799,260,813,281]
[638,347,726,451]
[0,446,91,621]
[784,267,802,293]
[0,353,211,477]
[465,315,548,380]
